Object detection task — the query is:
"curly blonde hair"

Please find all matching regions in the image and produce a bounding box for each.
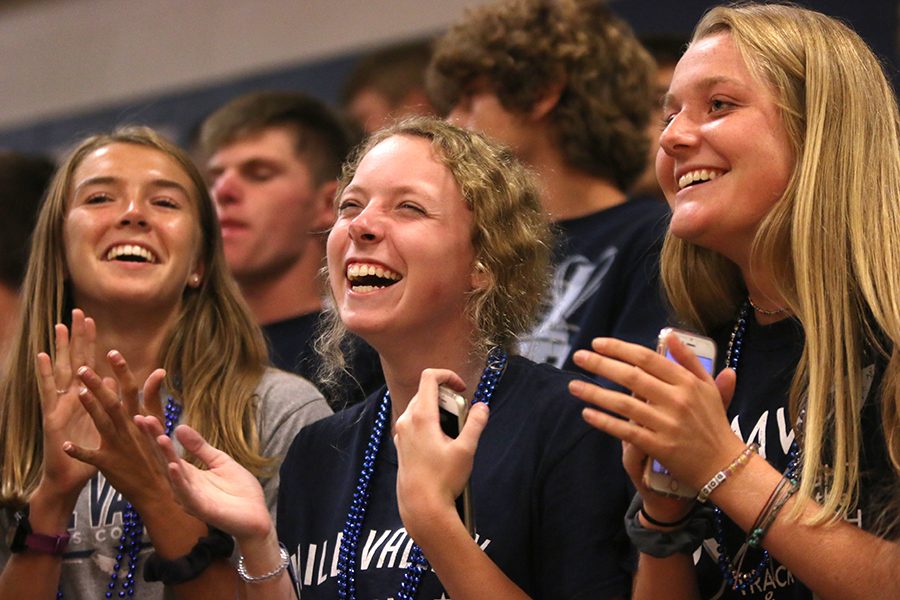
[427,0,654,191]
[316,117,552,386]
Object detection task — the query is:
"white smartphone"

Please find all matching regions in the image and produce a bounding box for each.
[643,327,717,498]
[438,386,476,536]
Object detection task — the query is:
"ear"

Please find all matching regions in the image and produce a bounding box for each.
[311,180,339,233]
[187,261,206,289]
[527,80,565,122]
[470,260,492,292]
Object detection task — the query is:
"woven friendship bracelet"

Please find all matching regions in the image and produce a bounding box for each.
[748,474,800,549]
[697,443,759,503]
[237,546,290,584]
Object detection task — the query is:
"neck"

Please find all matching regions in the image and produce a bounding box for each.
[742,269,790,325]
[236,248,325,325]
[525,144,626,221]
[77,299,180,385]
[377,341,487,426]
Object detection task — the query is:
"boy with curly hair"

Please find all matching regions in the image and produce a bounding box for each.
[429,0,670,378]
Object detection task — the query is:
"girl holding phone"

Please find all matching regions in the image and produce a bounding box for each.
[569,3,900,599]
[141,117,633,599]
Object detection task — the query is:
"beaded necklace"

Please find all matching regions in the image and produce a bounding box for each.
[716,301,802,591]
[336,348,508,600]
[55,396,183,600]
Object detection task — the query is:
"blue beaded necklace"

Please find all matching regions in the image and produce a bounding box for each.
[336,348,508,600]
[54,396,182,600]
[715,301,802,591]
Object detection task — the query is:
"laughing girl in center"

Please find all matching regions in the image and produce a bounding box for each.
[145,117,633,600]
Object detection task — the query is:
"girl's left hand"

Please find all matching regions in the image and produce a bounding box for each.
[569,335,741,491]
[63,350,170,509]
[394,369,489,541]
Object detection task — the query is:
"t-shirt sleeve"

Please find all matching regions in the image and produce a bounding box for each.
[255,369,332,517]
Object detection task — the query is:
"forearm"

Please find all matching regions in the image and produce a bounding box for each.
[712,456,900,600]
[632,553,699,600]
[138,494,239,599]
[412,509,530,600]
[233,527,296,600]
[0,487,75,600]
[0,553,64,600]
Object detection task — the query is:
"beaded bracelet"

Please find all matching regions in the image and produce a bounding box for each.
[747,473,800,549]
[697,443,759,504]
[237,546,290,584]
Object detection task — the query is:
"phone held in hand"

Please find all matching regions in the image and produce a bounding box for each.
[437,385,476,536]
[643,327,717,499]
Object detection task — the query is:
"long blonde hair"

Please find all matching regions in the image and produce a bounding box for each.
[662,3,900,526]
[0,126,273,506]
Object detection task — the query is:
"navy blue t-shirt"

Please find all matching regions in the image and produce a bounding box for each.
[263,312,383,410]
[277,355,633,599]
[518,197,670,380]
[693,314,895,599]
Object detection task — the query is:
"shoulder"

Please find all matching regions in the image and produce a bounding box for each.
[254,368,332,434]
[492,356,598,438]
[286,393,376,456]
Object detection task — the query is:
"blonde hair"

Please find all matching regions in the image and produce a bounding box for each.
[661,3,900,526]
[316,117,551,386]
[0,126,273,506]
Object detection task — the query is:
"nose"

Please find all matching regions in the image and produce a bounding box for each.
[347,205,384,244]
[118,199,148,229]
[210,169,241,206]
[659,111,700,156]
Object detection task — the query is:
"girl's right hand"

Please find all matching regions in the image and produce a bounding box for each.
[35,309,100,501]
[136,418,275,545]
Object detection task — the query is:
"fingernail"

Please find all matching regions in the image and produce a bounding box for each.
[76,366,89,377]
[108,350,122,363]
[62,442,73,452]
[78,386,88,397]
[569,380,584,394]
[572,350,589,364]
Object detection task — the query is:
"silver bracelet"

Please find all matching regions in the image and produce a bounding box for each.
[237,546,290,584]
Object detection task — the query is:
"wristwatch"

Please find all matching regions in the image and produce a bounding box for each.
[7,505,70,555]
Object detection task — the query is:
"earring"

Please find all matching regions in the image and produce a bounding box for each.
[189,274,201,288]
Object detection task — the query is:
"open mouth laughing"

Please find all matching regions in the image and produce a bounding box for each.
[105,244,159,264]
[347,262,402,293]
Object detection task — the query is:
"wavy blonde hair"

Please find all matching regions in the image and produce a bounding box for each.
[316,117,552,386]
[661,3,900,526]
[0,126,273,506]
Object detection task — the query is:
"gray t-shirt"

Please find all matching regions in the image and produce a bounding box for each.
[0,368,330,599]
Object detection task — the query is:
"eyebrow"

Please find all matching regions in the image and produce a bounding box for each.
[75,176,191,196]
[661,75,745,111]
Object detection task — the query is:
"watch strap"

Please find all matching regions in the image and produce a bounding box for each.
[9,506,70,555]
[23,531,71,555]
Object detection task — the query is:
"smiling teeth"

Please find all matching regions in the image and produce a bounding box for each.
[678,169,722,190]
[106,244,157,263]
[346,263,401,281]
